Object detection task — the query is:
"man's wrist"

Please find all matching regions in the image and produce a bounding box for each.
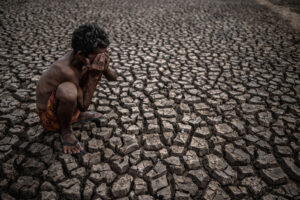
[89,69,102,77]
[78,104,86,112]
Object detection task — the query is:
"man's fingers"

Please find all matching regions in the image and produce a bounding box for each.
[98,54,106,65]
[89,53,107,71]
[93,53,102,64]
[105,55,110,66]
[85,58,91,65]
[93,54,105,71]
[82,66,89,74]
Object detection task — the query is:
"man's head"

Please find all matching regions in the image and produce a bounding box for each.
[72,23,109,63]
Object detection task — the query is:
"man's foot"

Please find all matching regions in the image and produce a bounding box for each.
[74,111,104,124]
[60,132,84,155]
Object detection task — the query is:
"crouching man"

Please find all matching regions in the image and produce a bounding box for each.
[36,23,117,155]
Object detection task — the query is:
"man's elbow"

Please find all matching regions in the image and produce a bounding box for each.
[108,74,118,81]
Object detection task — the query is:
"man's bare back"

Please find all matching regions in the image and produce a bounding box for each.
[36,23,117,155]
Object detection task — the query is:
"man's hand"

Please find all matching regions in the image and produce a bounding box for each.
[86,53,109,73]
[104,49,110,71]
[79,51,111,111]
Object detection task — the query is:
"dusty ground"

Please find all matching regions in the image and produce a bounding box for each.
[0,0,300,199]
[268,0,300,13]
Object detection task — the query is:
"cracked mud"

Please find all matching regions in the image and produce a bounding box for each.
[0,0,300,199]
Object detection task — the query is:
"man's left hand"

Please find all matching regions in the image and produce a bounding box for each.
[85,53,108,73]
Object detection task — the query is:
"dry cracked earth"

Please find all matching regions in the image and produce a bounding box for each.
[0,0,300,199]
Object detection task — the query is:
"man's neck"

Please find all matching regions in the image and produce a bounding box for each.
[70,50,84,71]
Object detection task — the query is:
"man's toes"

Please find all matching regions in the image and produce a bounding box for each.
[76,143,83,151]
[62,141,83,155]
[71,147,78,154]
[69,147,73,154]
[95,113,102,118]
[65,147,71,154]
[63,146,67,154]
[65,147,69,154]
[73,147,80,154]
[75,147,80,153]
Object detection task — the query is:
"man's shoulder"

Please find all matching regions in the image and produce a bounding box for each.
[50,60,76,79]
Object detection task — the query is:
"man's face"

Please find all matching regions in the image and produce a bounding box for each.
[87,48,107,63]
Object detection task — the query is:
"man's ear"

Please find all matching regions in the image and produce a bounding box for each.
[76,50,87,63]
[76,50,84,58]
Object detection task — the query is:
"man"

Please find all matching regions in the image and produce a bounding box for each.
[36,23,117,155]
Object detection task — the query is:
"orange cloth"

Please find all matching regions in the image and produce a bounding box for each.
[38,89,80,132]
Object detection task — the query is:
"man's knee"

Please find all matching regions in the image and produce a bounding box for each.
[56,82,77,103]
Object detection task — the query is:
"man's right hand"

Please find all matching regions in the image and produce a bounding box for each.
[86,53,108,73]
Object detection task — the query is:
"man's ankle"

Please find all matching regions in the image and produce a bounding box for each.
[61,129,73,136]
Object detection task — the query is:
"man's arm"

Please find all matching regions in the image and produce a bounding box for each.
[79,54,104,111]
[103,67,118,81]
[80,71,101,112]
[102,50,117,81]
[80,52,117,111]
[80,69,117,112]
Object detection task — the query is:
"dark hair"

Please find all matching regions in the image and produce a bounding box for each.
[71,23,110,56]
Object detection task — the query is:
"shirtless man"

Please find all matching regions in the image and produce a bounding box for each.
[36,23,117,155]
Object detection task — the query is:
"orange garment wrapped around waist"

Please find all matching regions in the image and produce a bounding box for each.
[37,89,80,132]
